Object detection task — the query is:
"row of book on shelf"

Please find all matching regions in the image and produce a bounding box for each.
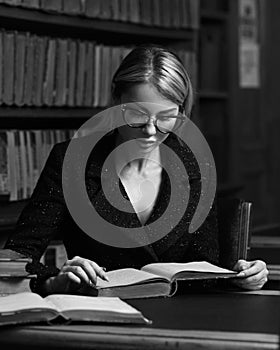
[0,30,197,108]
[0,129,75,201]
[0,0,199,29]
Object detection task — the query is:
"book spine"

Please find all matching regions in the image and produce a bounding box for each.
[19,130,27,199]
[93,44,101,107]
[84,41,94,107]
[67,40,77,107]
[54,38,68,106]
[0,31,3,106]
[7,131,17,201]
[84,0,101,18]
[110,0,120,21]
[40,0,62,13]
[3,0,21,6]
[23,33,34,106]
[76,40,86,106]
[14,32,27,107]
[21,0,39,8]
[0,131,9,196]
[25,130,33,197]
[43,38,56,106]
[32,35,46,106]
[62,0,81,15]
[3,32,15,106]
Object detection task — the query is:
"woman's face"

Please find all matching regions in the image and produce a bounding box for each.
[118,83,179,153]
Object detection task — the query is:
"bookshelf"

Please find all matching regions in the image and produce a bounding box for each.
[198,0,235,190]
[0,0,199,249]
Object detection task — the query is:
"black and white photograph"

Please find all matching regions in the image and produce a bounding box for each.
[0,0,279,349]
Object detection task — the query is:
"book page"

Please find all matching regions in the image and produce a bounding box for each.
[0,292,54,314]
[142,261,236,281]
[95,268,167,289]
[46,295,141,315]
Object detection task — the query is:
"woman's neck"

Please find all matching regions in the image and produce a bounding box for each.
[115,135,162,176]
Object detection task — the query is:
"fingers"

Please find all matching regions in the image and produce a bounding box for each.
[233,259,252,273]
[60,256,109,287]
[232,259,269,290]
[235,260,267,278]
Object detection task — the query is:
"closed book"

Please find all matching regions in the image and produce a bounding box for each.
[139,0,152,25]
[25,131,33,197]
[0,132,9,196]
[3,32,15,106]
[40,0,62,13]
[110,0,120,21]
[100,0,111,19]
[84,41,94,107]
[152,0,160,26]
[32,35,47,106]
[84,0,101,18]
[0,277,31,295]
[128,0,140,23]
[54,38,68,106]
[62,0,81,15]
[21,0,40,9]
[76,40,86,106]
[67,40,77,107]
[160,0,171,28]
[189,0,199,29]
[0,31,3,106]
[99,45,110,107]
[79,261,238,299]
[14,130,23,200]
[0,249,31,277]
[7,131,17,201]
[93,44,101,107]
[23,33,35,105]
[3,0,21,5]
[119,0,129,22]
[19,130,28,199]
[43,38,56,106]
[15,32,27,106]
[181,0,190,28]
[171,0,181,28]
[0,293,151,326]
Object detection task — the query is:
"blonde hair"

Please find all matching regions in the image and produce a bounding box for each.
[112,45,194,118]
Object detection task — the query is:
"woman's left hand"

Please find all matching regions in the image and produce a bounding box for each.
[231,259,269,290]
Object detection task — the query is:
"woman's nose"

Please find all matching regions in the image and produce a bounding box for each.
[142,121,157,135]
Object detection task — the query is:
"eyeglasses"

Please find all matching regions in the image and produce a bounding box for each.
[120,104,186,134]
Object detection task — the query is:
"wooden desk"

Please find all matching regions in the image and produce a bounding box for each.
[0,292,279,350]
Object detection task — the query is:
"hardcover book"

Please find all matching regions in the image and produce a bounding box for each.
[0,293,151,326]
[79,261,238,299]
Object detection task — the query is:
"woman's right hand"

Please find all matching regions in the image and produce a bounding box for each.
[44,256,109,294]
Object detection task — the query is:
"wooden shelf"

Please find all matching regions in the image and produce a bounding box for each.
[0,107,103,119]
[0,4,194,41]
[199,91,229,100]
[200,10,228,22]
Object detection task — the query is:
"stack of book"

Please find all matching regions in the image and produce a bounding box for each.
[0,249,34,295]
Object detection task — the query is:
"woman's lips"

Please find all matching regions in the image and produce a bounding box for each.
[136,139,156,147]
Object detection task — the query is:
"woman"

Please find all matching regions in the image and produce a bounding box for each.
[5,45,268,295]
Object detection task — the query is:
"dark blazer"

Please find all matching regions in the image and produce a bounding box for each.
[5,131,219,284]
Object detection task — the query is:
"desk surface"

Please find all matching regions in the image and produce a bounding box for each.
[0,292,280,350]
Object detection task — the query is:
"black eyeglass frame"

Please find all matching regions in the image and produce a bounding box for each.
[120,104,187,134]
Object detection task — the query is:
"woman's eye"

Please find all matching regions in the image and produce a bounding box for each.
[131,110,147,117]
[159,115,175,121]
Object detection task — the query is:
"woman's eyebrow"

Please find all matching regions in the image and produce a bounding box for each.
[131,102,178,114]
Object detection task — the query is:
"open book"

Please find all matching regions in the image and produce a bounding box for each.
[79,261,238,299]
[0,292,150,326]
